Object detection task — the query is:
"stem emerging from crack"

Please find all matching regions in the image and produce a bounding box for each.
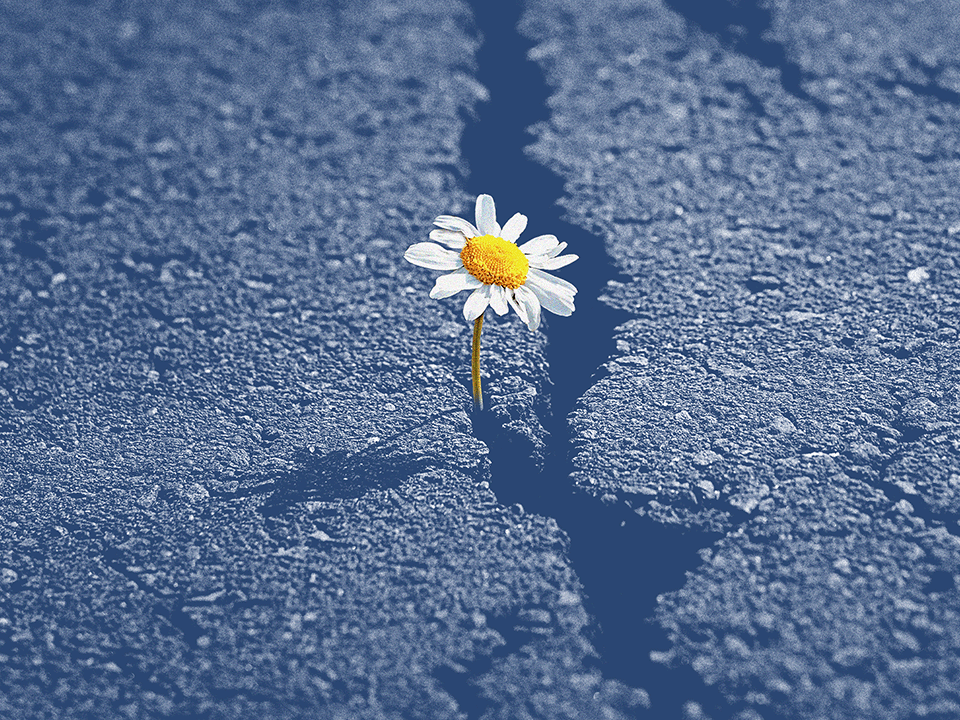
[472,314,484,410]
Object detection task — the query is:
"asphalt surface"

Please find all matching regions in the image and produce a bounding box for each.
[523,0,960,717]
[1,0,958,719]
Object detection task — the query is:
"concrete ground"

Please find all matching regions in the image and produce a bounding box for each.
[1,1,958,719]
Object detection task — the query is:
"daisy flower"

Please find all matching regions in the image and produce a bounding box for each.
[404,194,578,409]
[404,194,578,331]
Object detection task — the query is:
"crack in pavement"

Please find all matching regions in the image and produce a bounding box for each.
[484,1,960,717]
[456,1,732,716]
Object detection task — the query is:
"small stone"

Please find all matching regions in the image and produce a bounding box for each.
[650,649,674,664]
[184,483,209,503]
[0,568,18,584]
[692,450,722,467]
[847,442,881,465]
[137,485,159,508]
[784,310,820,322]
[724,634,750,658]
[901,397,937,427]
[746,275,782,292]
[682,701,708,720]
[894,499,915,515]
[770,416,797,434]
[833,558,852,574]
[892,630,921,653]
[907,267,930,284]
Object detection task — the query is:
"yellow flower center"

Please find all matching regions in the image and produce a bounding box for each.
[459,234,529,289]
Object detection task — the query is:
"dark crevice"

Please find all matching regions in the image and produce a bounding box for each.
[459,2,727,717]
[663,0,830,113]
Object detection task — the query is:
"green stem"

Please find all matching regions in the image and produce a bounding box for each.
[471,314,483,411]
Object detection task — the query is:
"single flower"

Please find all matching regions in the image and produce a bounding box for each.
[404,194,578,410]
[404,194,578,332]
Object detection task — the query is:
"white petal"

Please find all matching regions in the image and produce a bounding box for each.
[507,289,527,326]
[514,285,541,331]
[430,268,482,299]
[518,234,559,255]
[544,241,568,259]
[434,215,480,238]
[404,242,462,270]
[429,228,467,249]
[500,213,528,243]
[489,285,509,315]
[527,283,574,317]
[530,253,578,270]
[529,267,577,294]
[525,271,575,316]
[475,194,500,236]
[463,284,491,322]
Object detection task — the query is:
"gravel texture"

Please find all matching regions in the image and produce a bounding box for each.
[0,2,639,718]
[4,0,960,718]
[523,0,960,717]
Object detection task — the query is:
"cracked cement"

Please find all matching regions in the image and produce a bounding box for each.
[522,0,960,717]
[0,1,644,718]
[4,0,959,718]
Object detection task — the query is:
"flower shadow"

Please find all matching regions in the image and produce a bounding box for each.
[252,406,469,513]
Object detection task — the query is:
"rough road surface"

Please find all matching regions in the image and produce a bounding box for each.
[525,0,960,718]
[1,0,958,719]
[0,2,641,718]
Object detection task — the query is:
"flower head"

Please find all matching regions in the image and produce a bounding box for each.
[404,194,578,330]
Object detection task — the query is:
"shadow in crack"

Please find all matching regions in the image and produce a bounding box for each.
[463,1,730,715]
[462,0,632,430]
[476,408,728,718]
